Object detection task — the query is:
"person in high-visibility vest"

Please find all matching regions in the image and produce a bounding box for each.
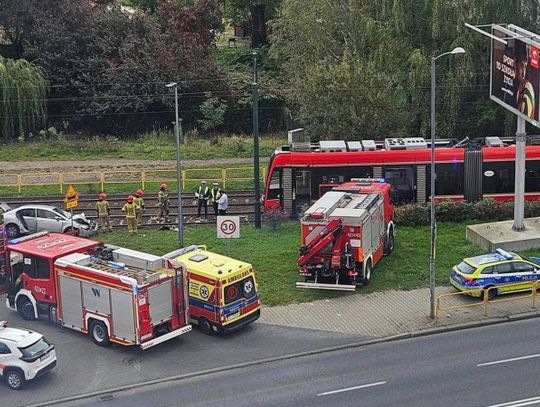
[133,189,145,225]
[157,183,170,223]
[195,180,210,219]
[210,182,222,218]
[96,192,112,232]
[122,195,140,235]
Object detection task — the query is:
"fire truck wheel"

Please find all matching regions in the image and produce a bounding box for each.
[198,318,214,335]
[5,369,25,390]
[384,228,395,255]
[17,297,36,321]
[362,261,372,286]
[89,320,111,346]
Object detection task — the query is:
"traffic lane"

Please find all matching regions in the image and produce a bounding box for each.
[0,299,366,407]
[59,317,540,407]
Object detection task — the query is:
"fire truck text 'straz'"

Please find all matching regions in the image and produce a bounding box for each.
[0,232,192,349]
[297,179,395,291]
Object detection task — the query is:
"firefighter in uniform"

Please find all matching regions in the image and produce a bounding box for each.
[96,192,112,232]
[196,180,210,219]
[210,182,222,218]
[122,195,139,235]
[133,189,145,225]
[157,183,170,223]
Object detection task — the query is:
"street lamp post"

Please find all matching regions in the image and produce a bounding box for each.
[430,47,465,319]
[166,82,183,247]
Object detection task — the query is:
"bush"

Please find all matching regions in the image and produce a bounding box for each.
[395,198,540,226]
[264,208,289,230]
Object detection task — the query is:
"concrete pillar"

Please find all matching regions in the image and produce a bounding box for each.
[513,117,526,231]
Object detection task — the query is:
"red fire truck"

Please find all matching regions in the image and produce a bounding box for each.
[1,232,191,349]
[297,179,395,291]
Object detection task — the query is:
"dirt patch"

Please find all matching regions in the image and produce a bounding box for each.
[0,158,268,173]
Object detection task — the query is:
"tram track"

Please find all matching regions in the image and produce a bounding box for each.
[1,191,258,227]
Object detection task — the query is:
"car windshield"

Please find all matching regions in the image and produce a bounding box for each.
[53,207,70,219]
[18,337,50,358]
[457,261,476,275]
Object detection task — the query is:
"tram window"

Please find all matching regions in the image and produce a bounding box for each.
[483,162,514,194]
[267,169,282,199]
[526,161,540,192]
[436,163,464,195]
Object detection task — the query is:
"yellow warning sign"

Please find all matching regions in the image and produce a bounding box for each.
[64,185,79,209]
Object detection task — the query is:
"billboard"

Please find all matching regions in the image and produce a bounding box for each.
[491,25,540,127]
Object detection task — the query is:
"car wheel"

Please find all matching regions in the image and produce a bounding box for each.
[64,227,79,236]
[485,286,497,301]
[17,297,36,321]
[362,261,372,286]
[4,224,20,238]
[198,318,214,335]
[5,369,25,390]
[89,320,111,347]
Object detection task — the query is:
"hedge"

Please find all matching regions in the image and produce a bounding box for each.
[395,198,540,226]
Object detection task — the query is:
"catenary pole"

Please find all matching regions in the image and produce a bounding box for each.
[252,51,261,228]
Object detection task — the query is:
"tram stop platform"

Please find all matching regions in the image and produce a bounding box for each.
[466,217,540,252]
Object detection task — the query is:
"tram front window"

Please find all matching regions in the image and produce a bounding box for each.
[267,170,282,200]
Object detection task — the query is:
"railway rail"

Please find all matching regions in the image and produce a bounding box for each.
[1,190,259,228]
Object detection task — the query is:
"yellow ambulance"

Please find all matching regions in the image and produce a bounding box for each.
[163,245,260,335]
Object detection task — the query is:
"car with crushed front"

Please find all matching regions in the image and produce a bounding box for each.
[0,321,57,390]
[2,204,97,238]
[450,248,540,300]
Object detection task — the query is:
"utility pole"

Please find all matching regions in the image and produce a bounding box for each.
[252,50,261,228]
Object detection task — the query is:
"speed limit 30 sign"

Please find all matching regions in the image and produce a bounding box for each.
[217,216,240,239]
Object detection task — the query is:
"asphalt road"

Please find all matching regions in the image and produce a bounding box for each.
[59,317,540,407]
[0,298,365,407]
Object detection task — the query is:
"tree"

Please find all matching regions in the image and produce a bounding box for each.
[198,95,226,139]
[270,0,540,139]
[0,0,226,135]
[224,0,280,47]
[0,56,47,140]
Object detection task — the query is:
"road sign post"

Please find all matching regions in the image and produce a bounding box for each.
[217,216,240,255]
[64,185,79,232]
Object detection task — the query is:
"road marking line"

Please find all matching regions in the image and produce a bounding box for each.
[483,395,540,407]
[317,381,386,396]
[477,353,540,367]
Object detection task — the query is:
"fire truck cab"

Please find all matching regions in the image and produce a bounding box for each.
[297,179,395,291]
[1,232,191,349]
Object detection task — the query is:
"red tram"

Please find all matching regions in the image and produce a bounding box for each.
[262,136,540,216]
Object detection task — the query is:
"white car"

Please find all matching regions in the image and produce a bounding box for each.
[3,204,98,238]
[0,321,57,390]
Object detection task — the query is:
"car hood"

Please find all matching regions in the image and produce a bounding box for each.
[72,213,94,225]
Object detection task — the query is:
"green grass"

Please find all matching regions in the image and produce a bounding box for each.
[92,221,489,306]
[0,132,286,162]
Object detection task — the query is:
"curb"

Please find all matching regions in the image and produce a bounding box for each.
[27,311,540,407]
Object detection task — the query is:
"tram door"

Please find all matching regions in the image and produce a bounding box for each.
[293,170,311,215]
[384,166,416,203]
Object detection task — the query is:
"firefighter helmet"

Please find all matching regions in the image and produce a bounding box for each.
[99,192,107,200]
[127,195,134,203]
[135,189,144,197]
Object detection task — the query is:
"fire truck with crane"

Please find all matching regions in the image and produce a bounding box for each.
[0,231,192,349]
[297,179,395,291]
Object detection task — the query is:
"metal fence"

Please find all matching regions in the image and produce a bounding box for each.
[435,281,539,323]
[0,167,267,193]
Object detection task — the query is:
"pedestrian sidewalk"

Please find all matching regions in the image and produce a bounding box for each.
[258,286,540,338]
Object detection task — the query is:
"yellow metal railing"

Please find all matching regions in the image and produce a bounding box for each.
[0,167,267,194]
[435,281,539,323]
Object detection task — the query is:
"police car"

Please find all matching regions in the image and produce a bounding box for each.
[0,321,57,390]
[450,248,540,300]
